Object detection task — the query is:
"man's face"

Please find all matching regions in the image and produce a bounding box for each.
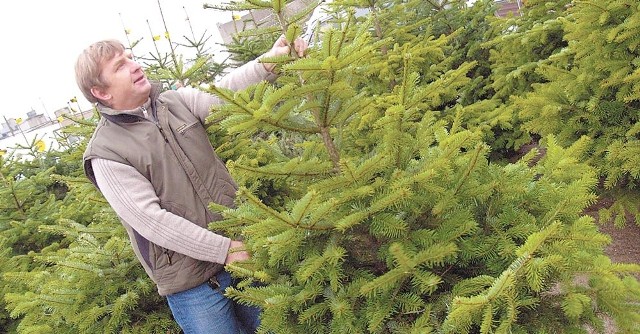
[95,50,151,110]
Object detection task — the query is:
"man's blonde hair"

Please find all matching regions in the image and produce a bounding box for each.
[75,40,125,103]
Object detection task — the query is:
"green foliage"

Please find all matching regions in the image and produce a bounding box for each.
[510,0,640,224]
[459,0,573,153]
[0,127,180,333]
[125,2,229,89]
[4,216,176,334]
[225,33,280,65]
[488,0,573,100]
[3,0,640,332]
[204,1,640,332]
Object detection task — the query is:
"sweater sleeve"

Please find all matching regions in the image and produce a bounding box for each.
[91,158,231,264]
[215,58,276,91]
[177,59,276,123]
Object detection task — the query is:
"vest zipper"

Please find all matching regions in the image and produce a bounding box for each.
[156,123,169,143]
[142,106,169,143]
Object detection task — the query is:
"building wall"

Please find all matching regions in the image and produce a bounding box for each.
[54,106,94,128]
[25,114,51,131]
[0,118,19,139]
[495,0,522,17]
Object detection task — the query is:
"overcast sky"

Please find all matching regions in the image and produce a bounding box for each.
[0,0,232,121]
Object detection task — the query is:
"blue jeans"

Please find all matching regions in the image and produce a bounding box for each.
[166,270,261,334]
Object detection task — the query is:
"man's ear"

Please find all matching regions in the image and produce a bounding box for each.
[90,86,111,102]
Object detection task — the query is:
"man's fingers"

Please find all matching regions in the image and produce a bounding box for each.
[293,38,308,57]
[267,36,308,59]
[275,35,287,47]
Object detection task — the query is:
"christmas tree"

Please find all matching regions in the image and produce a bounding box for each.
[1,124,179,333]
[202,0,640,332]
[506,0,640,226]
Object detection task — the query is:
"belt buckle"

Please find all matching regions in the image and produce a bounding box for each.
[207,276,221,291]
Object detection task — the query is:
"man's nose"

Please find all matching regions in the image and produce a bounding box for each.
[130,60,142,72]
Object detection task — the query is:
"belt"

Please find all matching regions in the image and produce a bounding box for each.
[207,274,222,292]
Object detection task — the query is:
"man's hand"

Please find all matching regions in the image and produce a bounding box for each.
[261,35,309,72]
[224,240,250,265]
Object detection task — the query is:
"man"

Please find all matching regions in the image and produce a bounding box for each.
[75,36,307,333]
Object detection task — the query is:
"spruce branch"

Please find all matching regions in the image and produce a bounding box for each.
[203,1,269,11]
[274,5,357,171]
[238,188,291,225]
[230,160,333,178]
[37,294,76,306]
[574,0,608,13]
[301,63,341,171]
[156,0,179,71]
[0,172,26,216]
[452,143,486,196]
[234,25,282,38]
[209,85,321,133]
[237,187,334,231]
[208,202,265,228]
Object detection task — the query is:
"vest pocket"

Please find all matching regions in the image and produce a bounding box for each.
[151,244,175,270]
[176,121,199,135]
